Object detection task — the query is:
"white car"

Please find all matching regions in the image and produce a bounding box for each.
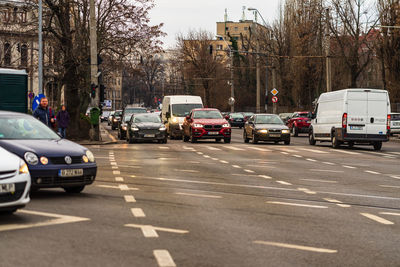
[0,147,31,214]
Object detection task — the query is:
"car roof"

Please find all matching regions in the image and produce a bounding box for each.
[192,108,219,111]
[254,113,279,116]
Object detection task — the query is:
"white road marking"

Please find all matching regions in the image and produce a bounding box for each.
[175,192,222,199]
[379,185,400,189]
[115,177,124,182]
[390,175,400,180]
[281,152,289,155]
[96,185,139,190]
[247,164,276,168]
[0,210,90,232]
[124,195,136,203]
[113,170,120,175]
[388,152,400,155]
[219,160,229,164]
[306,158,317,162]
[244,169,255,173]
[173,169,199,173]
[110,162,117,165]
[232,165,241,168]
[142,225,159,238]
[196,152,203,155]
[224,146,244,151]
[211,158,219,161]
[153,250,176,267]
[293,154,303,158]
[259,175,272,179]
[330,149,361,155]
[278,148,299,153]
[300,178,337,183]
[203,155,210,158]
[379,212,400,216]
[360,213,394,225]
[112,166,118,169]
[365,170,381,175]
[299,148,328,154]
[254,241,337,254]
[131,208,146,217]
[183,146,194,150]
[323,198,342,203]
[267,201,327,209]
[322,162,335,165]
[248,147,272,152]
[207,146,221,151]
[342,165,356,169]
[336,204,351,208]
[297,188,317,194]
[310,169,343,173]
[276,181,292,185]
[125,224,189,235]
[159,146,170,149]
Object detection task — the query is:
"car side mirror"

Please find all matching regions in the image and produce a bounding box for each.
[166,112,171,118]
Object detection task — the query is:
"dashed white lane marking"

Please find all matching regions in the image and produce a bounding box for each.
[110,162,117,165]
[115,177,124,182]
[96,185,139,190]
[125,224,189,235]
[183,146,194,150]
[173,169,199,173]
[322,162,336,165]
[277,148,298,153]
[301,178,337,183]
[211,158,219,161]
[297,188,316,194]
[159,146,170,149]
[293,154,303,158]
[276,181,292,185]
[207,146,221,151]
[330,149,361,155]
[232,165,241,168]
[131,208,146,218]
[124,195,136,203]
[323,198,351,207]
[389,152,400,155]
[244,169,255,173]
[310,169,343,173]
[175,192,222,199]
[112,166,118,169]
[142,225,159,238]
[281,152,289,155]
[196,152,203,155]
[267,201,328,209]
[247,147,272,152]
[224,146,244,151]
[259,175,272,179]
[254,241,337,254]
[360,213,394,225]
[299,148,328,154]
[380,212,400,216]
[389,175,400,180]
[379,185,400,189]
[365,170,381,175]
[153,250,176,267]
[203,155,210,158]
[219,160,229,164]
[306,158,317,162]
[342,165,356,169]
[113,170,121,175]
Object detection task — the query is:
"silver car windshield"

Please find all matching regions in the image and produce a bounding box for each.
[0,116,60,140]
[134,115,161,123]
[255,115,284,125]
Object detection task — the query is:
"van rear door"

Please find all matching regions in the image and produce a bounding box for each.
[366,91,388,136]
[347,91,368,135]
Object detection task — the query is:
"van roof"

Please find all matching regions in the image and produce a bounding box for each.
[319,88,388,102]
[0,68,27,75]
[164,95,203,104]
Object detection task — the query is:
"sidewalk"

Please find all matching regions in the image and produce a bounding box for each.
[77,125,118,145]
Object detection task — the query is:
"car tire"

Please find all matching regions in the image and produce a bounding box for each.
[309,130,316,145]
[284,139,290,145]
[373,142,382,151]
[183,134,189,142]
[252,132,258,144]
[64,186,85,194]
[244,131,250,143]
[164,138,168,144]
[190,131,197,143]
[216,138,222,142]
[291,126,298,137]
[224,138,231,143]
[0,208,17,215]
[331,133,341,149]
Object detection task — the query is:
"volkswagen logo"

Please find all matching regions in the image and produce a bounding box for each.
[65,156,72,165]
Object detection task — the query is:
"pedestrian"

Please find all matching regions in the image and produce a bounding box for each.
[56,105,70,138]
[33,97,54,127]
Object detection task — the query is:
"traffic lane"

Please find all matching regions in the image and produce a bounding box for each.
[108,143,400,266]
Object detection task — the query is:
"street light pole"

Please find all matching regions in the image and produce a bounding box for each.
[38,0,43,95]
[216,35,235,112]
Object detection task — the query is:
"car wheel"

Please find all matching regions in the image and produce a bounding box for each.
[183,134,189,142]
[64,185,85,194]
[291,126,298,137]
[190,131,197,143]
[216,138,222,142]
[244,131,250,143]
[0,208,17,215]
[252,132,258,144]
[284,139,291,145]
[331,133,341,149]
[224,138,231,143]
[373,141,382,151]
[309,130,316,145]
[164,138,168,144]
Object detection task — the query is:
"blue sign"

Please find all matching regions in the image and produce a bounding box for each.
[32,94,46,111]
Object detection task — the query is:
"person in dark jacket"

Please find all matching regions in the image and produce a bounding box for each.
[56,105,70,138]
[33,97,54,127]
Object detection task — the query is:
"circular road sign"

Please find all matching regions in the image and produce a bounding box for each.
[272,96,278,103]
[228,97,235,106]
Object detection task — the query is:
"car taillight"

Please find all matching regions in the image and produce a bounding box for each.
[387,114,391,131]
[342,113,347,129]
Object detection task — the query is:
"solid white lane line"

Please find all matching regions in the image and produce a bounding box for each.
[323,198,342,203]
[281,152,289,155]
[365,170,381,175]
[379,212,400,216]
[310,169,343,173]
[232,165,241,168]
[131,208,146,218]
[224,146,245,151]
[219,160,229,164]
[300,178,337,183]
[97,185,139,190]
[113,170,120,175]
[244,169,255,173]
[299,148,328,154]
[389,152,400,155]
[343,165,356,169]
[360,213,394,225]
[142,225,159,238]
[322,162,336,165]
[207,146,221,151]
[306,158,317,162]
[379,185,400,189]
[293,154,303,158]
[267,201,328,209]
[253,241,337,254]
[276,181,292,185]
[175,192,222,199]
[174,169,199,173]
[259,175,272,179]
[248,147,272,152]
[115,177,124,182]
[124,195,136,203]
[153,250,176,267]
[330,149,361,155]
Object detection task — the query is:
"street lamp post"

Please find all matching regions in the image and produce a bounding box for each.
[38,0,43,95]
[216,35,235,112]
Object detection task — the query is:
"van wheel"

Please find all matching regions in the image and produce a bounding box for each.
[244,131,250,143]
[291,126,298,137]
[331,134,341,149]
[373,142,382,151]
[309,131,316,145]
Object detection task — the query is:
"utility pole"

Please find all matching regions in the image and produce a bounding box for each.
[38,0,43,94]
[272,67,277,114]
[256,37,261,113]
[325,8,332,92]
[230,49,235,113]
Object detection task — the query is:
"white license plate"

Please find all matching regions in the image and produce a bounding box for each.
[269,134,281,138]
[144,134,155,138]
[0,184,15,193]
[350,126,363,130]
[59,169,83,177]
[208,132,219,135]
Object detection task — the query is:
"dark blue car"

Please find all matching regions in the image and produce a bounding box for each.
[0,111,97,193]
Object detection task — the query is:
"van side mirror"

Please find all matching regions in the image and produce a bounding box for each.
[166,112,171,118]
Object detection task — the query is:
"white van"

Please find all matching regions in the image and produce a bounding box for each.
[161,95,203,139]
[309,89,390,150]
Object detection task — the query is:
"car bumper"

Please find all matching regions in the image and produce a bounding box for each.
[390,128,400,134]
[131,131,167,141]
[337,130,389,142]
[29,163,97,188]
[192,128,231,139]
[0,173,30,210]
[255,133,290,141]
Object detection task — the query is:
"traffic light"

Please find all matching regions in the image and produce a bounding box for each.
[90,83,98,98]
[100,84,105,102]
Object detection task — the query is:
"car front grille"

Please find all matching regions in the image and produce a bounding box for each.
[140,129,159,135]
[0,170,17,180]
[204,125,222,130]
[35,175,94,185]
[0,182,26,203]
[49,156,82,165]
[269,129,281,133]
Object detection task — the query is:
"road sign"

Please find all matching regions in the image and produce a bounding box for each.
[271,88,279,96]
[272,96,278,103]
[32,94,46,111]
[104,100,112,108]
[228,97,235,106]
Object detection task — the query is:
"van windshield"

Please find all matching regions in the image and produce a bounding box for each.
[172,104,203,117]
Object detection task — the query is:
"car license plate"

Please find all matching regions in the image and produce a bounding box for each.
[0,184,15,193]
[208,132,219,135]
[59,169,83,177]
[350,126,363,130]
[144,134,155,138]
[393,122,400,126]
[269,134,281,138]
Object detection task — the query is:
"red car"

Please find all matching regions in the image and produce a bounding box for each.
[286,111,312,136]
[182,108,231,143]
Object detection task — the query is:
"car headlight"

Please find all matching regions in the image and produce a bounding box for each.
[86,150,95,162]
[258,129,268,134]
[282,129,290,134]
[132,126,139,131]
[122,126,127,130]
[24,152,38,165]
[159,126,166,131]
[40,156,48,165]
[19,160,29,174]
[113,118,117,122]
[171,117,179,124]
[193,124,203,128]
[82,155,89,163]
[222,123,230,128]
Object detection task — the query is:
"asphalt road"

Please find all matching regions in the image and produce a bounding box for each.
[1,124,400,267]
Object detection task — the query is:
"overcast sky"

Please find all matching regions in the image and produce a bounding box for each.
[150,0,281,49]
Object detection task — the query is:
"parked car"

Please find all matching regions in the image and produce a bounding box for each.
[0,111,97,193]
[228,113,245,128]
[0,146,31,214]
[101,111,111,122]
[111,110,122,130]
[107,111,115,126]
[118,114,132,140]
[182,108,231,143]
[279,113,293,124]
[243,114,290,145]
[241,112,254,122]
[127,113,167,144]
[309,89,390,150]
[286,111,312,136]
[389,113,400,136]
